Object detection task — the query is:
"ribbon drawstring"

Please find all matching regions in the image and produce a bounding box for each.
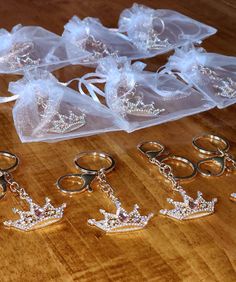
[0,94,19,104]
[63,72,107,103]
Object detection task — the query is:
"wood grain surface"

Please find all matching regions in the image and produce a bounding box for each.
[0,0,235,281]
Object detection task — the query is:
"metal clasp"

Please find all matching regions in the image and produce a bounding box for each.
[0,172,7,199]
[137,141,165,159]
[56,173,97,194]
[56,151,116,195]
[137,141,197,180]
[193,134,235,176]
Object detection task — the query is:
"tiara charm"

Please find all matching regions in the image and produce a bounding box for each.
[118,85,165,117]
[78,35,118,63]
[0,41,40,70]
[4,197,66,231]
[147,30,171,50]
[160,191,217,220]
[88,200,153,233]
[37,96,86,134]
[199,65,236,98]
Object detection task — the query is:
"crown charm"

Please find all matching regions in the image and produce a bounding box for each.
[49,111,86,134]
[0,41,40,70]
[230,192,236,202]
[147,30,171,50]
[88,200,153,233]
[160,191,217,220]
[78,35,118,63]
[118,87,165,117]
[199,66,236,98]
[4,197,66,231]
[37,96,86,134]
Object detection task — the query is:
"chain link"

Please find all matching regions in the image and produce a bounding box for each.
[97,169,119,204]
[3,171,29,200]
[217,149,236,170]
[149,157,183,192]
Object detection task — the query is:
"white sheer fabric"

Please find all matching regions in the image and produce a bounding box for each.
[165,45,236,108]
[118,3,217,57]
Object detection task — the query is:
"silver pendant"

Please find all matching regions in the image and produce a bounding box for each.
[88,200,153,233]
[4,197,66,231]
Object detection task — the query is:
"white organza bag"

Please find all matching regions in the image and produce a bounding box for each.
[165,45,236,108]
[0,24,84,74]
[62,16,145,67]
[118,3,217,57]
[78,56,215,132]
[4,70,119,142]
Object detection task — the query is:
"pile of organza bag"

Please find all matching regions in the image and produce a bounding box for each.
[0,3,235,143]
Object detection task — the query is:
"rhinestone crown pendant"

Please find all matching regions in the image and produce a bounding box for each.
[3,41,40,70]
[199,65,236,99]
[4,197,66,231]
[88,200,153,233]
[160,191,217,220]
[118,85,165,117]
[37,96,86,134]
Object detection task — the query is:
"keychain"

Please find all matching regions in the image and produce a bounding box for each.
[193,134,236,202]
[137,141,217,220]
[57,151,153,233]
[0,151,66,231]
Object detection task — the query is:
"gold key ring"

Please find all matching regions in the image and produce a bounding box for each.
[0,151,19,199]
[192,134,234,176]
[56,151,115,194]
[137,141,197,180]
[74,151,115,174]
[192,134,229,155]
[0,151,19,172]
[160,155,197,180]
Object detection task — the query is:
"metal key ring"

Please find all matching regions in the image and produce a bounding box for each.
[0,151,19,172]
[74,151,115,174]
[192,134,230,155]
[137,141,166,159]
[160,155,197,180]
[0,151,19,199]
[56,173,97,194]
[56,152,115,194]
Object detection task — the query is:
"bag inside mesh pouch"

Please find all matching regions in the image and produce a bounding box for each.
[165,45,236,108]
[62,16,144,67]
[79,56,215,132]
[118,3,217,58]
[0,24,82,74]
[7,70,120,143]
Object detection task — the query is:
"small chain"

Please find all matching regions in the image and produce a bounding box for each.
[97,169,119,204]
[149,157,184,192]
[2,171,30,200]
[217,149,236,169]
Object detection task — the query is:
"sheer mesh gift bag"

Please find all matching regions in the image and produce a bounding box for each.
[78,56,215,132]
[165,45,236,108]
[0,24,85,74]
[61,16,147,67]
[118,3,217,58]
[6,69,120,143]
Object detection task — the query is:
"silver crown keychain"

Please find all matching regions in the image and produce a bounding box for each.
[0,151,66,231]
[193,134,236,202]
[138,141,217,220]
[56,151,153,233]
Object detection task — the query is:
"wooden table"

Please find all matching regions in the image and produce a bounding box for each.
[0,1,235,281]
